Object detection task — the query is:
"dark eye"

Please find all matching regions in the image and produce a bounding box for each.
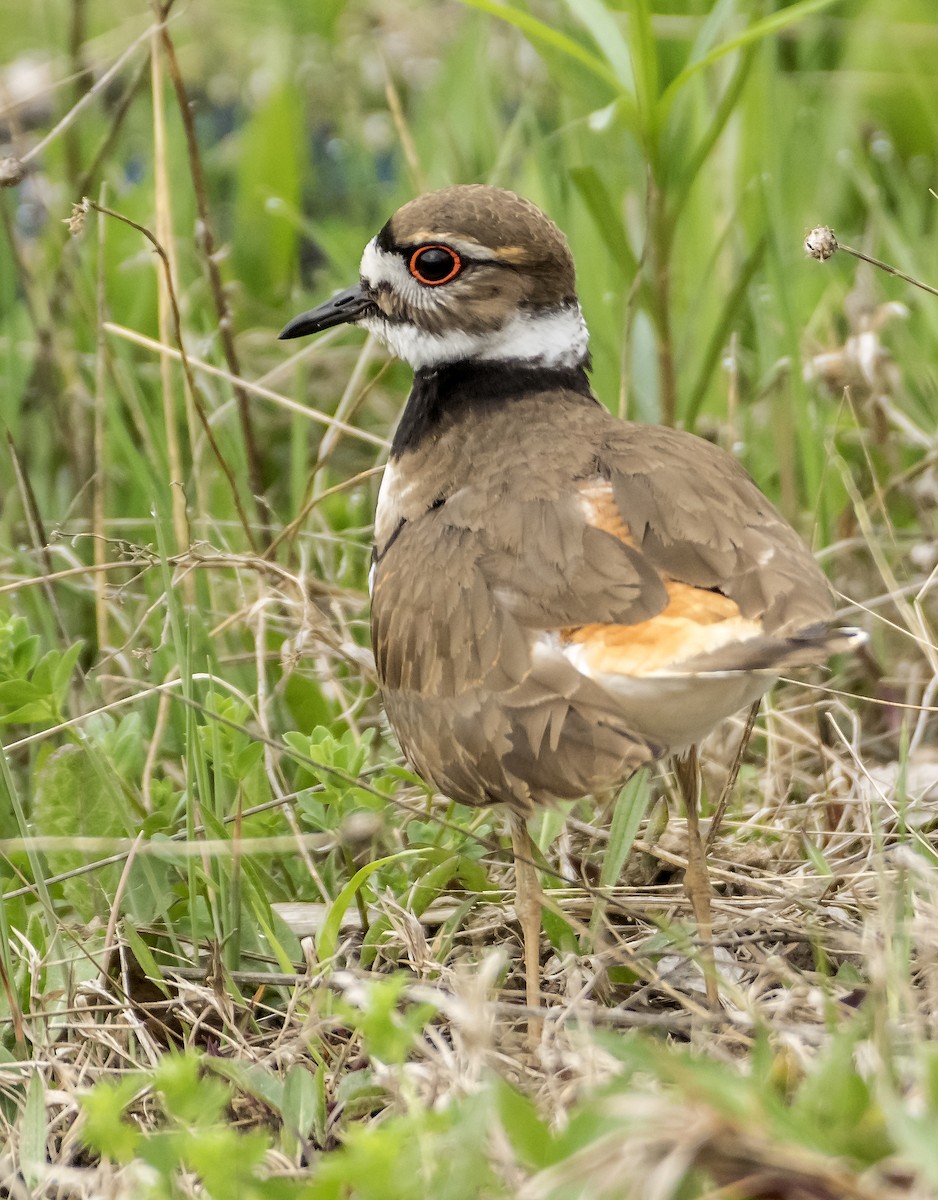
[408,245,461,286]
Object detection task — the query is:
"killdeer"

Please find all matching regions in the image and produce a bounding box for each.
[281,184,864,1015]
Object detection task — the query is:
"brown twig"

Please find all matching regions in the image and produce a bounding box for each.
[262,465,384,560]
[5,433,68,642]
[104,322,388,448]
[64,0,92,190]
[155,4,272,544]
[92,189,112,662]
[0,25,156,187]
[71,198,260,551]
[77,54,152,198]
[706,700,760,851]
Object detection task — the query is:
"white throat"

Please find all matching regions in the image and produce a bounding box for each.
[362,304,589,372]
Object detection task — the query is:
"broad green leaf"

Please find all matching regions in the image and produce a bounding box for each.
[282,1064,320,1141]
[155,1053,229,1126]
[559,0,634,93]
[495,1078,555,1169]
[569,165,638,278]
[10,633,39,675]
[661,0,847,115]
[459,0,623,94]
[32,745,125,917]
[600,772,652,888]
[233,83,305,302]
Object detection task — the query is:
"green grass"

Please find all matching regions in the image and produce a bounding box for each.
[1,1,938,1196]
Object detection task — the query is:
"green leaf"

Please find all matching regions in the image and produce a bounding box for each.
[233,83,305,301]
[78,1076,146,1163]
[601,773,651,888]
[188,1126,270,1195]
[407,854,460,918]
[0,699,56,726]
[0,679,42,708]
[317,850,427,962]
[558,0,634,93]
[284,672,339,740]
[495,1078,555,1169]
[10,633,39,675]
[623,0,659,146]
[660,0,847,116]
[459,0,623,95]
[236,740,266,779]
[884,1107,938,1187]
[29,650,56,700]
[283,1064,320,1141]
[802,835,834,878]
[120,921,170,998]
[155,1053,229,1126]
[32,744,126,916]
[212,1058,285,1115]
[569,165,638,278]
[135,1129,185,1180]
[108,719,140,779]
[682,233,767,431]
[19,1069,47,1188]
[339,974,439,1065]
[669,39,758,227]
[282,729,312,758]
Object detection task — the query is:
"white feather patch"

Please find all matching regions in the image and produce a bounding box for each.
[536,631,772,752]
[362,305,589,371]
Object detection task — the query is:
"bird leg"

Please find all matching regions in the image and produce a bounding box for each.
[674,747,720,1008]
[510,810,543,1045]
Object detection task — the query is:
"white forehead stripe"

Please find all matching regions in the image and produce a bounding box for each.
[360,237,410,291]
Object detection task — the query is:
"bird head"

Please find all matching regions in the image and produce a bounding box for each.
[280,184,588,372]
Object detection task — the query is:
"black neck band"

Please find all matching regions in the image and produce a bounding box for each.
[391,359,594,456]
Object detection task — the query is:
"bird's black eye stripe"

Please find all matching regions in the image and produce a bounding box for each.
[375,220,395,253]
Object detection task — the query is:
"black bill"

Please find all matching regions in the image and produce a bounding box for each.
[278,283,374,340]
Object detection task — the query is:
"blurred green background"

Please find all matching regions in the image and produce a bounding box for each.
[2,0,937,1004]
[2,2,938,1194]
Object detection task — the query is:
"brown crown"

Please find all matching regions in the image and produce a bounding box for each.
[384,185,578,306]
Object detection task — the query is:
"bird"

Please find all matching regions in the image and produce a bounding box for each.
[280,184,864,1019]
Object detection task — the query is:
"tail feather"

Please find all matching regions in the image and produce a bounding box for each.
[677,623,867,676]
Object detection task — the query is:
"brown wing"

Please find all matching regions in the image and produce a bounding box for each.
[371,493,661,812]
[370,394,843,809]
[601,423,834,631]
[544,422,840,683]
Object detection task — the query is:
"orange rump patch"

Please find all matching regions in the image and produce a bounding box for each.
[562,581,761,676]
[570,477,763,675]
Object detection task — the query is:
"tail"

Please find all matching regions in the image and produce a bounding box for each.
[678,623,867,675]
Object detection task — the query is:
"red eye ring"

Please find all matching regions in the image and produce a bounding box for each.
[408,244,462,286]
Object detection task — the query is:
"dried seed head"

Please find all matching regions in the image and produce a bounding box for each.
[0,156,26,188]
[64,197,91,236]
[804,225,838,261]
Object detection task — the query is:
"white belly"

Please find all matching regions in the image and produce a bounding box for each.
[586,668,774,752]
